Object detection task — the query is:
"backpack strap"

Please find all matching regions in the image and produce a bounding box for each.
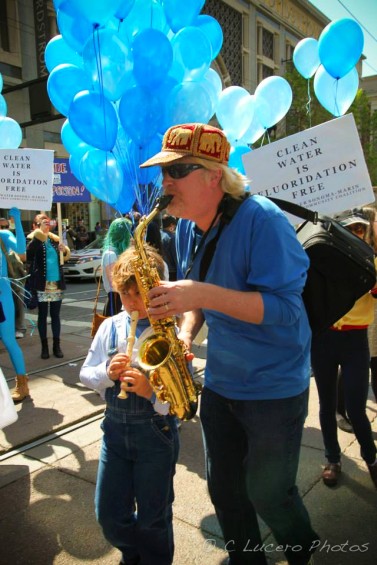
[198,193,318,282]
[199,193,249,282]
[267,197,318,224]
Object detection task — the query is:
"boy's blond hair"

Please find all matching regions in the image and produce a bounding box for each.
[112,242,166,293]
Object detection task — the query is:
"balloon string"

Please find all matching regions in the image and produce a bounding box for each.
[305,79,312,129]
[93,25,111,204]
[334,78,340,117]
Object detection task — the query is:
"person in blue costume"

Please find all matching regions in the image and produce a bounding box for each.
[80,243,179,565]
[0,207,28,402]
[140,123,318,565]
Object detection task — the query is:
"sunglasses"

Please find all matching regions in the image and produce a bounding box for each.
[0,225,9,229]
[349,224,366,236]
[162,163,204,179]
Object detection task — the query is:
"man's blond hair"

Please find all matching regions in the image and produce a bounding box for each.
[112,242,165,293]
[182,156,249,199]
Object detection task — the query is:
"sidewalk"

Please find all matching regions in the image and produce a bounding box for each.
[0,330,377,565]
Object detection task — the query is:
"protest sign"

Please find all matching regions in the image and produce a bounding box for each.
[242,114,374,219]
[0,149,54,211]
[53,158,91,203]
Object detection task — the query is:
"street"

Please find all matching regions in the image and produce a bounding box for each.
[0,281,377,564]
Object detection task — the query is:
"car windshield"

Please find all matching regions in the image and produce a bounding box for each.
[83,235,106,250]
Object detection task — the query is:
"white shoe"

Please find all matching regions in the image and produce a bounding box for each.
[15,331,24,339]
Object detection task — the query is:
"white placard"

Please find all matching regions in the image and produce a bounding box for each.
[242,114,374,218]
[0,148,54,211]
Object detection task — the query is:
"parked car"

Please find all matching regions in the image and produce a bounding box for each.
[63,234,106,280]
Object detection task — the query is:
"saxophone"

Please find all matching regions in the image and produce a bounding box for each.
[132,195,201,421]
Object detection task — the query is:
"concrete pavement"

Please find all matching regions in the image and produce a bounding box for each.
[1,323,377,565]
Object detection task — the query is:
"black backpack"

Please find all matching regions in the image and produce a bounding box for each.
[200,195,376,336]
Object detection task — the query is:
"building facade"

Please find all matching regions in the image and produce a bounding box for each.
[1,0,373,228]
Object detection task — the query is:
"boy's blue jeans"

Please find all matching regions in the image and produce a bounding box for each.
[200,386,319,565]
[95,412,179,565]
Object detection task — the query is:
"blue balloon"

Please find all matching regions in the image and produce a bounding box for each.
[239,111,266,145]
[229,145,251,175]
[293,38,320,79]
[163,0,205,32]
[133,29,172,88]
[318,18,364,79]
[171,27,212,81]
[69,152,84,182]
[0,117,23,149]
[0,73,3,92]
[201,68,222,117]
[61,119,93,157]
[216,86,255,140]
[115,0,136,20]
[113,184,136,214]
[82,30,133,101]
[130,135,163,185]
[62,0,124,26]
[164,82,213,129]
[118,85,162,144]
[0,94,7,117]
[57,3,94,54]
[119,0,168,39]
[69,90,118,151]
[80,149,123,204]
[314,65,359,117]
[171,27,213,81]
[47,64,92,117]
[194,15,223,59]
[45,35,83,72]
[254,76,292,128]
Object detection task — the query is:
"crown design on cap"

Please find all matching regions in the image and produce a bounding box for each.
[139,123,230,168]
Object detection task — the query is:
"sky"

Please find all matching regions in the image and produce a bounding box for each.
[308,0,377,77]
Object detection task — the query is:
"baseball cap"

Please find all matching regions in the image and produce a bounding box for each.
[140,123,231,168]
[337,211,369,228]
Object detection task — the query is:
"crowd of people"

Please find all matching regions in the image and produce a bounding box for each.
[1,122,377,565]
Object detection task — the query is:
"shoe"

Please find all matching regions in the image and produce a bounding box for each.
[11,375,30,402]
[53,338,64,358]
[15,331,24,339]
[322,463,341,487]
[41,338,49,359]
[336,414,354,434]
[367,461,377,489]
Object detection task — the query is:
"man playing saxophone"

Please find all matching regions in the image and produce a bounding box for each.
[80,244,179,565]
[140,123,319,565]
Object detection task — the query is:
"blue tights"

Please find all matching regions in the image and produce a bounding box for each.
[0,278,26,374]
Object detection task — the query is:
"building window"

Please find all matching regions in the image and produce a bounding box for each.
[0,1,10,52]
[286,43,295,62]
[202,0,243,86]
[262,65,274,79]
[262,28,274,60]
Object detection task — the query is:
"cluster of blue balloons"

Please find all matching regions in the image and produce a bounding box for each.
[46,0,224,213]
[293,18,364,117]
[215,76,293,174]
[0,74,23,149]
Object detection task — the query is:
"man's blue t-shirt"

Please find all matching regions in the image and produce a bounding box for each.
[176,194,311,400]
